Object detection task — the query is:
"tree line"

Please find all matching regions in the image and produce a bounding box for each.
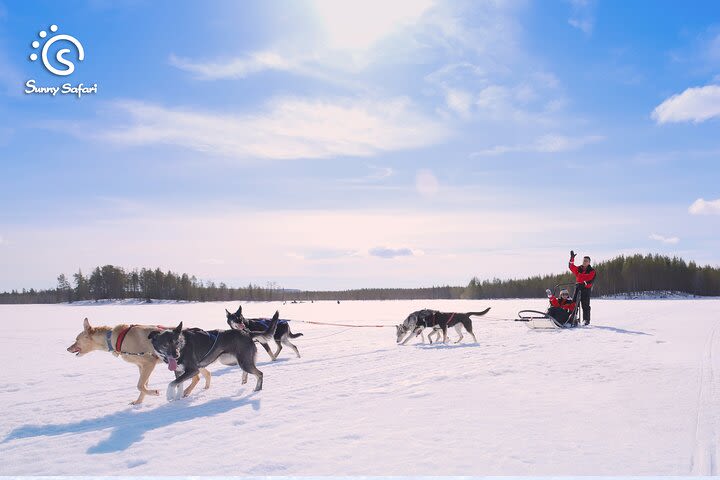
[0,253,718,304]
[462,253,720,299]
[0,266,281,304]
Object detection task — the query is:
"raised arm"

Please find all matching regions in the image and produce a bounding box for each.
[568,249,578,273]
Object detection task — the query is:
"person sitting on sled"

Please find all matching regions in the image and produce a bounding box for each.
[545,288,576,326]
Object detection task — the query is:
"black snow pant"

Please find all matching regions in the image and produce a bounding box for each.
[577,286,591,323]
[547,306,570,326]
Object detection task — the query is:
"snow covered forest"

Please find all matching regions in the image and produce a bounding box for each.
[1,253,718,304]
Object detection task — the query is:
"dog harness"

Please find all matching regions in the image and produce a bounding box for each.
[197,330,220,364]
[425,312,455,328]
[116,325,135,352]
[106,325,160,357]
[253,318,287,329]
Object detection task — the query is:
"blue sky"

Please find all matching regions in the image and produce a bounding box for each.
[1,0,719,291]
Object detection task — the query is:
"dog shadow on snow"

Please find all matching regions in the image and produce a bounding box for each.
[413,342,481,350]
[2,393,260,454]
[591,325,652,336]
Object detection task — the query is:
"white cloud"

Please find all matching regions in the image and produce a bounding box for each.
[169,0,436,80]
[568,18,593,35]
[169,52,298,80]
[93,98,449,160]
[652,85,720,124]
[355,165,394,182]
[689,198,720,215]
[1,204,674,291]
[310,0,434,51]
[368,246,416,259]
[415,169,439,197]
[568,0,594,35]
[471,134,604,156]
[649,233,680,245]
[445,88,473,117]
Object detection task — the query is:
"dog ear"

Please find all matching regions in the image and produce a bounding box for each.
[225,309,231,317]
[236,305,242,315]
[148,331,159,340]
[272,310,279,321]
[83,318,91,332]
[173,322,183,335]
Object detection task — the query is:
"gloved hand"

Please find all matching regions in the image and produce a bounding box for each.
[546,289,552,297]
[570,250,576,261]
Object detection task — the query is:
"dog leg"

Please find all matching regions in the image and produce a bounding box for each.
[166,383,179,402]
[274,340,283,358]
[454,324,464,343]
[467,327,478,343]
[401,328,422,345]
[132,365,147,405]
[167,369,200,402]
[259,340,277,361]
[142,361,160,397]
[183,374,201,397]
[237,354,263,391]
[282,337,301,358]
[442,327,449,344]
[200,368,211,389]
[242,371,248,384]
[132,361,159,405]
[464,319,478,343]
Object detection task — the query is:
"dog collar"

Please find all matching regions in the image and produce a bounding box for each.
[105,331,114,352]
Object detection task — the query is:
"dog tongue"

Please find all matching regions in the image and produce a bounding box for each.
[168,357,177,371]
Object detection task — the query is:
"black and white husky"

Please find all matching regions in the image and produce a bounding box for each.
[226,305,303,360]
[148,313,278,401]
[396,307,490,345]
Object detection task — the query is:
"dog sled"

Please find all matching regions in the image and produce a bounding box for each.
[516,283,582,330]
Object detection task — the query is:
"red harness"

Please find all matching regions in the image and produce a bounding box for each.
[115,325,135,353]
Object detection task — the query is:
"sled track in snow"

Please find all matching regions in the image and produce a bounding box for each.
[691,322,719,475]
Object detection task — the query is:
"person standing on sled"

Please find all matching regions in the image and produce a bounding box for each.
[569,250,596,325]
[545,288,576,326]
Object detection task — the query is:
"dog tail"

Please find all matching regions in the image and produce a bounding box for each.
[288,330,303,339]
[466,307,491,316]
[251,311,279,340]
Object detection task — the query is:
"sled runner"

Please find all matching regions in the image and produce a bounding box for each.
[516,283,582,330]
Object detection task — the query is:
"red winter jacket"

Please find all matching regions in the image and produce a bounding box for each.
[569,258,596,288]
[549,294,576,312]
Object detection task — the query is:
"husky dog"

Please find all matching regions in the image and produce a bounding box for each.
[148,313,279,401]
[226,305,303,360]
[395,309,437,344]
[66,318,209,404]
[396,307,491,345]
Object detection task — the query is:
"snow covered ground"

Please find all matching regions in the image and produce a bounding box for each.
[1,299,719,475]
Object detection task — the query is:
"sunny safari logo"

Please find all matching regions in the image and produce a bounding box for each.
[25,24,98,98]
